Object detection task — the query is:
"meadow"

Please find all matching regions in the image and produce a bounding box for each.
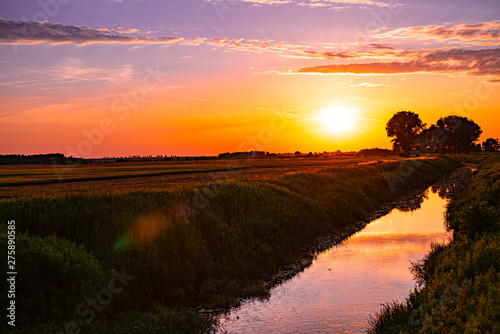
[0,155,463,333]
[369,154,500,333]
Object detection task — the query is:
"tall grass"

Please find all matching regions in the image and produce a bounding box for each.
[0,156,461,332]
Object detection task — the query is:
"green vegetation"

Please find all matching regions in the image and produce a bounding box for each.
[1,233,106,326]
[369,154,500,333]
[1,156,461,333]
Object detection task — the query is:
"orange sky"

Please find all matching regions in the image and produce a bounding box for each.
[1,2,499,157]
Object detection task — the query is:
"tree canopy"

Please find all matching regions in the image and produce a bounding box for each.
[385,111,426,156]
[436,116,482,154]
[483,138,499,152]
[386,112,482,155]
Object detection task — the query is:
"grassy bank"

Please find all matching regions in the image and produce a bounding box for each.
[0,156,461,333]
[369,154,500,333]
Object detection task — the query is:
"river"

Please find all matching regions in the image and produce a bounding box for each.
[218,185,452,333]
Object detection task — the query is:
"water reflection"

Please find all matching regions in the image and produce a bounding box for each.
[219,187,452,334]
[431,166,474,199]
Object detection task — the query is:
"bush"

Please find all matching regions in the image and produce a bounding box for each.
[0,233,105,327]
[115,307,218,334]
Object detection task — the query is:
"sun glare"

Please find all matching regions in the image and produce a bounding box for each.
[318,107,357,133]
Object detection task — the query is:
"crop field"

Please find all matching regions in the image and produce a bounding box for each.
[0,156,400,199]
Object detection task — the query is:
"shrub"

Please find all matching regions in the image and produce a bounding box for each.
[0,233,105,327]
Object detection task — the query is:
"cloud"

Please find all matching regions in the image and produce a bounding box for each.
[205,0,397,9]
[368,43,393,50]
[297,0,396,9]
[0,18,397,61]
[291,48,500,80]
[205,0,294,5]
[206,37,391,59]
[180,38,207,46]
[349,82,383,87]
[112,27,140,34]
[377,21,500,46]
[0,19,183,45]
[0,19,380,60]
[14,57,135,85]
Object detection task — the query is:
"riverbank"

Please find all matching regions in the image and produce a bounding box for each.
[369,154,500,333]
[0,156,461,333]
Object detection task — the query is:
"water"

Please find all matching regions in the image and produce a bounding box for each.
[219,187,451,333]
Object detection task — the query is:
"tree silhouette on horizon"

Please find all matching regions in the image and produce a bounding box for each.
[436,115,482,154]
[385,111,426,156]
[482,138,499,152]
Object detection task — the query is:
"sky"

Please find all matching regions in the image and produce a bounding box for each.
[0,0,499,157]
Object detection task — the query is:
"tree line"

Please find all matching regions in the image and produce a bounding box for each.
[386,111,498,156]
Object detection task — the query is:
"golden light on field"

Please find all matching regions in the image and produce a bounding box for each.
[317,107,358,133]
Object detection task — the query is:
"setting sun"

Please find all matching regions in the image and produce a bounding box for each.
[318,107,358,133]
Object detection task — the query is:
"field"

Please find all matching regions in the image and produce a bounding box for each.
[0,155,464,333]
[0,156,399,199]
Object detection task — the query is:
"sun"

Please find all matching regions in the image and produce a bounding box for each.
[317,107,357,133]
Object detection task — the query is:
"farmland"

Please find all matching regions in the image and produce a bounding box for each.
[0,155,465,333]
[0,156,399,199]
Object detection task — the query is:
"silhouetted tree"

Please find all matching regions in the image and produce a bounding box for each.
[386,111,426,156]
[436,116,482,154]
[415,124,448,155]
[482,138,499,152]
[470,143,482,152]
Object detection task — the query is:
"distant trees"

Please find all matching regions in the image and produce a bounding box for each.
[482,138,499,152]
[385,111,426,156]
[386,112,483,155]
[0,153,79,165]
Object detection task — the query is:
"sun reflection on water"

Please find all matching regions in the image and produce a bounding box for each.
[219,188,451,333]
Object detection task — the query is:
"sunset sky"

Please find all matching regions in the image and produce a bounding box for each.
[0,0,498,157]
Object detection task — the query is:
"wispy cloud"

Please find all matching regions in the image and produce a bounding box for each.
[349,82,383,87]
[377,21,500,46]
[291,48,500,81]
[205,0,398,9]
[206,37,390,59]
[12,58,135,86]
[0,19,183,45]
[0,19,397,60]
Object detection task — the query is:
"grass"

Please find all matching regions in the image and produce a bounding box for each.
[369,154,500,333]
[0,156,462,333]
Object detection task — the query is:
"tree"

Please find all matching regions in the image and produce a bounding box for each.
[415,124,447,155]
[482,138,499,152]
[386,111,426,156]
[436,116,482,154]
